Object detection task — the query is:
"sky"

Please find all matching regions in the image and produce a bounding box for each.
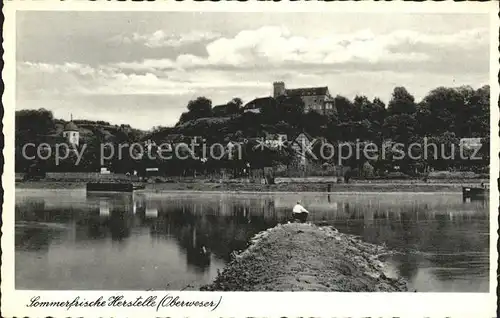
[16,11,490,130]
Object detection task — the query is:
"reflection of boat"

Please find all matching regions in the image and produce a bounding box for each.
[87,182,133,192]
[145,207,158,218]
[86,182,146,192]
[462,186,488,202]
[133,184,146,190]
[99,200,110,216]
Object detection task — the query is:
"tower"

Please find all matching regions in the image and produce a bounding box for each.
[273,81,286,98]
[62,114,79,146]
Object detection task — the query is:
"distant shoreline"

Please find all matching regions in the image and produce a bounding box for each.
[14,180,485,192]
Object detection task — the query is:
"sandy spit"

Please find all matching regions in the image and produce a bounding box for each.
[201,223,408,292]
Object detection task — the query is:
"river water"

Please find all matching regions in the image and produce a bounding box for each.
[15,189,489,292]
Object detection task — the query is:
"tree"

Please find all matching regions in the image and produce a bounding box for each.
[301,110,327,137]
[276,95,305,114]
[226,97,243,114]
[79,135,102,172]
[460,85,489,137]
[176,96,214,125]
[353,95,386,142]
[15,108,56,143]
[424,132,460,171]
[369,97,387,143]
[353,95,371,121]
[275,95,305,126]
[413,102,432,137]
[383,113,416,144]
[333,95,355,122]
[418,85,489,138]
[177,112,195,125]
[383,87,418,151]
[187,96,212,114]
[388,87,416,115]
[369,98,387,124]
[420,87,462,135]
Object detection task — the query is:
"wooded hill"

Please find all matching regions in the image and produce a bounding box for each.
[15,85,490,175]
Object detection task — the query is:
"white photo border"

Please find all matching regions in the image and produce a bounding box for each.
[2,1,498,317]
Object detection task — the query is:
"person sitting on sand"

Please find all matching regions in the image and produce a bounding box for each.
[292,201,309,223]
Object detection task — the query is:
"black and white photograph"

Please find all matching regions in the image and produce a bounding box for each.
[2,2,498,317]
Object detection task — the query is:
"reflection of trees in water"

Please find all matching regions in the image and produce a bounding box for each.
[16,198,79,223]
[138,197,488,279]
[395,252,420,280]
[15,195,280,258]
[15,198,68,251]
[185,227,211,271]
[38,194,135,242]
[16,193,489,285]
[321,199,488,285]
[141,198,282,271]
[347,211,487,283]
[108,209,133,241]
[82,195,135,242]
[15,199,46,221]
[15,226,53,251]
[400,210,418,247]
[146,207,213,272]
[430,252,488,281]
[85,213,108,239]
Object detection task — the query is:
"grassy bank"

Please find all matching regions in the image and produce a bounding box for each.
[14,180,472,192]
[201,223,408,291]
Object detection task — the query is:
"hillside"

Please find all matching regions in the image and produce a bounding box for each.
[147,112,299,144]
[15,84,490,176]
[15,109,147,172]
[15,109,147,145]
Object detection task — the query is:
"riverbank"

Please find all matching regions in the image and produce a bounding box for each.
[15,180,478,192]
[201,223,408,291]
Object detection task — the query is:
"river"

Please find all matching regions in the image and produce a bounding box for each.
[15,189,489,292]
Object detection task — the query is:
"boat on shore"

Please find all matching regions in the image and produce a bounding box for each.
[462,186,488,201]
[133,184,146,190]
[86,182,145,193]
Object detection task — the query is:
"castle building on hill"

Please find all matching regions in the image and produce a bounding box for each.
[243,82,336,115]
[273,81,335,115]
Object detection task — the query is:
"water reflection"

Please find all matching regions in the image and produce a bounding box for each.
[15,190,489,291]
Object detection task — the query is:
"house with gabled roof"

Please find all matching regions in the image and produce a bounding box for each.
[288,132,317,168]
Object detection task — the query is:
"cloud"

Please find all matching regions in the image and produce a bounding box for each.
[198,26,487,68]
[109,26,487,73]
[15,13,490,131]
[17,61,269,97]
[112,59,177,72]
[384,28,488,47]
[17,25,489,107]
[110,30,222,48]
